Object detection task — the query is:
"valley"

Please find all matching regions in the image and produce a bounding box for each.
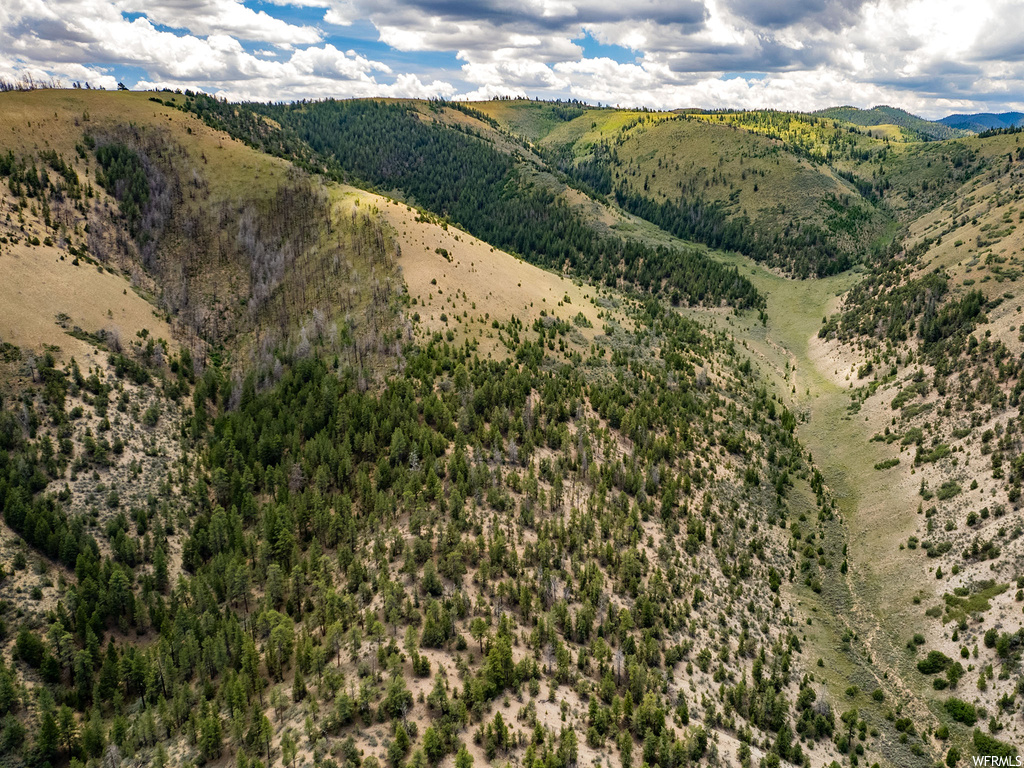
[0,89,1021,768]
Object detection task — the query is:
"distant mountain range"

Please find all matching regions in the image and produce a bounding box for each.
[938,112,1024,133]
[811,105,1024,140]
[813,105,971,141]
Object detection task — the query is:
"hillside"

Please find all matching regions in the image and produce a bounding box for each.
[0,90,844,768]
[469,102,993,280]
[1,88,1023,768]
[0,91,408,374]
[810,128,1024,757]
[813,106,970,142]
[186,96,763,310]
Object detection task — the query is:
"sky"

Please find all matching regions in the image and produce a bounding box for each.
[2,0,1023,118]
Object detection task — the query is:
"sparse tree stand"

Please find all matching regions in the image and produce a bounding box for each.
[12,92,1023,768]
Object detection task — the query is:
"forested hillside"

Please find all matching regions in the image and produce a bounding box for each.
[186,97,763,312]
[471,101,994,279]
[1,88,1023,768]
[812,107,968,142]
[0,88,856,768]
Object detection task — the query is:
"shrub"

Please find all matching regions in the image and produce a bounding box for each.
[142,403,161,427]
[944,697,976,725]
[917,650,953,674]
[15,628,45,667]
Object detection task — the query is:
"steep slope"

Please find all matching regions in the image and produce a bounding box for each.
[474,103,883,277]
[0,90,405,373]
[347,191,612,361]
[4,88,1024,768]
[0,89,884,768]
[808,128,1024,760]
[187,96,763,311]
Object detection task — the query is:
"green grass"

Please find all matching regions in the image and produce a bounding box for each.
[916,444,951,464]
[706,250,969,766]
[606,115,861,231]
[472,100,670,148]
[943,582,1008,623]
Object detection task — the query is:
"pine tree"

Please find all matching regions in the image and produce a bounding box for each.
[388,722,410,768]
[248,707,273,765]
[292,668,306,702]
[199,708,223,761]
[82,707,106,758]
[35,690,59,762]
[455,745,474,768]
[423,725,445,764]
[57,704,77,754]
[281,730,298,768]
[153,545,169,593]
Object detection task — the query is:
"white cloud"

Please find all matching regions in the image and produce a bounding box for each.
[323,7,354,26]
[2,0,1024,116]
[132,40,454,102]
[114,0,322,45]
[462,57,571,91]
[0,0,456,100]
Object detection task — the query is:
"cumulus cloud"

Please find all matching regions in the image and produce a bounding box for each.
[0,0,455,99]
[115,0,323,45]
[1,0,1023,116]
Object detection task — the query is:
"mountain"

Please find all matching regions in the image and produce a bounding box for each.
[939,111,1024,133]
[0,88,1023,768]
[814,104,971,141]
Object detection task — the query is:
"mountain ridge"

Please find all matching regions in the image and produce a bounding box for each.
[938,111,1024,133]
[812,104,970,140]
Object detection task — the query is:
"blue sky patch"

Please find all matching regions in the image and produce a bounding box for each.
[722,72,768,82]
[576,31,636,64]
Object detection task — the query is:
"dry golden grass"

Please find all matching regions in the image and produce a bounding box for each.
[0,237,172,363]
[340,189,612,359]
[0,89,304,362]
[0,183,173,363]
[0,89,290,204]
